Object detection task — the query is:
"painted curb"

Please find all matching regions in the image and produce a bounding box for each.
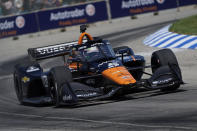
[144,25,197,49]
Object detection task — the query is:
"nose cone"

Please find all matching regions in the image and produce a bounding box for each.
[102,66,136,85]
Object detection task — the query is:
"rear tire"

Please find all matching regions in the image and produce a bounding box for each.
[50,66,72,107]
[151,49,181,91]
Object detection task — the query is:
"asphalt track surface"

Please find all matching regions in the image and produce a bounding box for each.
[1,21,197,131]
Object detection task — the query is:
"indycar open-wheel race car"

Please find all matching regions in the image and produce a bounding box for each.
[14,25,184,107]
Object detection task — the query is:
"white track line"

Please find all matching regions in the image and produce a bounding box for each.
[0,111,195,130]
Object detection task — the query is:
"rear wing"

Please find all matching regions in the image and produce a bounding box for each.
[28,41,84,61]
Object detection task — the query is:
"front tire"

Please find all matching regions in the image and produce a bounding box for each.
[13,71,24,104]
[50,66,72,107]
[151,49,181,91]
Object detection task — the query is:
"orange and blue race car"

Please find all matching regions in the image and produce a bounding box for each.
[13,25,184,107]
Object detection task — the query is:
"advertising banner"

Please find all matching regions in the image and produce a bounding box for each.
[156,0,177,10]
[179,0,197,6]
[110,0,158,19]
[0,13,38,39]
[37,1,108,31]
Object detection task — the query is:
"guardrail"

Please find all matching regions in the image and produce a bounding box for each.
[0,0,196,39]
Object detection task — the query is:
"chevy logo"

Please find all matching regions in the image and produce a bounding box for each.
[22,76,30,83]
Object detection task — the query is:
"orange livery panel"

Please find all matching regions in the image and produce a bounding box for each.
[102,66,136,85]
[69,62,82,70]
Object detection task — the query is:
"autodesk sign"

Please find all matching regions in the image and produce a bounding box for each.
[122,0,155,8]
[50,9,85,21]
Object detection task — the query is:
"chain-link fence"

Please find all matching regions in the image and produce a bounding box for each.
[0,0,95,17]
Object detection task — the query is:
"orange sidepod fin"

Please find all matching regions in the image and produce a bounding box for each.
[78,32,93,45]
[102,66,136,85]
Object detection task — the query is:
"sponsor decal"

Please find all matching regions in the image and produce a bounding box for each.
[21,76,30,83]
[86,46,99,53]
[86,4,96,16]
[15,16,25,29]
[112,71,121,75]
[110,0,157,18]
[37,46,68,55]
[156,0,165,4]
[26,66,40,73]
[108,62,120,68]
[78,46,87,50]
[77,92,97,97]
[122,0,155,9]
[0,20,14,30]
[91,43,104,46]
[152,78,173,85]
[98,61,120,68]
[50,9,85,21]
[0,17,23,31]
[63,94,73,101]
[98,61,109,67]
[122,76,131,79]
[0,13,38,38]
[38,1,108,31]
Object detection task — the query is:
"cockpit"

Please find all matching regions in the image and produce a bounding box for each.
[77,41,116,63]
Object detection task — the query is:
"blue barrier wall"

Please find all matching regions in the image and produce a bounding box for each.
[0,0,196,39]
[156,0,177,10]
[0,13,38,38]
[109,0,179,19]
[179,0,197,6]
[38,1,108,31]
[110,0,157,19]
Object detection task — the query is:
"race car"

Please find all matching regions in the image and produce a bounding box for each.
[13,25,183,107]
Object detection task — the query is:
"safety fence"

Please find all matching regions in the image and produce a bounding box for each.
[0,0,196,39]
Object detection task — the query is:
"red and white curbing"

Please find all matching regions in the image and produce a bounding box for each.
[144,25,197,49]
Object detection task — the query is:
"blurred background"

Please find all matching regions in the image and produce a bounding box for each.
[0,0,95,17]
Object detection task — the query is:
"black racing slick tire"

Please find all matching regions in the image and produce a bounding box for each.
[151,49,181,91]
[13,71,24,105]
[151,49,179,73]
[50,66,72,107]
